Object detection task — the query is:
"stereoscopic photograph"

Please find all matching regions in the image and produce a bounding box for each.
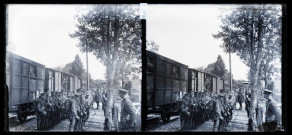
[145,4,283,132]
[4,3,285,133]
[5,4,141,132]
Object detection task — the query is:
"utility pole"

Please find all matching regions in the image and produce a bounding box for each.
[86,43,89,91]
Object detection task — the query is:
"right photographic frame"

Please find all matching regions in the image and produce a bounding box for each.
[144,4,285,132]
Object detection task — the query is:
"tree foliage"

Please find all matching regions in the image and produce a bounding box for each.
[146,40,159,53]
[64,55,85,78]
[205,55,227,79]
[213,5,282,130]
[70,5,141,131]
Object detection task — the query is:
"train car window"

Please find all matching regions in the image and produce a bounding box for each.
[29,65,36,77]
[166,62,172,76]
[180,67,186,80]
[173,66,179,77]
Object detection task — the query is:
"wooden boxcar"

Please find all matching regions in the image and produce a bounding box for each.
[188,68,224,93]
[6,52,45,122]
[146,50,188,122]
[45,68,81,94]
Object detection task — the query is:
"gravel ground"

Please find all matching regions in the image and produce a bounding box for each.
[8,114,37,132]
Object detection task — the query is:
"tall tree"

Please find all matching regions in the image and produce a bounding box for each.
[64,55,85,78]
[205,55,227,79]
[213,5,281,130]
[70,5,141,130]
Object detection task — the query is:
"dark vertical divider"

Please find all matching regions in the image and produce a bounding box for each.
[141,18,147,131]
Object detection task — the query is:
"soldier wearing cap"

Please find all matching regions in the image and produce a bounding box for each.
[237,87,245,110]
[262,88,282,131]
[68,92,81,132]
[36,93,47,130]
[181,93,191,130]
[256,98,268,131]
[118,89,136,131]
[213,92,225,132]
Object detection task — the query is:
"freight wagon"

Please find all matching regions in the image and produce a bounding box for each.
[188,68,224,93]
[6,52,82,122]
[146,51,225,122]
[6,52,45,122]
[147,50,188,122]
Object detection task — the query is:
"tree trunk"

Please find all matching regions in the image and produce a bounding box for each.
[249,13,264,130]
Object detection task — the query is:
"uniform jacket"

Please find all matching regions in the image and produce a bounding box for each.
[266,98,282,126]
[121,98,136,124]
[36,98,46,115]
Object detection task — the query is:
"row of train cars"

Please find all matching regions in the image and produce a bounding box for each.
[5,50,225,123]
[6,52,85,122]
[146,50,225,122]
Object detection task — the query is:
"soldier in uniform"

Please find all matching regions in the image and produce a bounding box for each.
[118,89,136,131]
[237,87,245,110]
[213,92,225,132]
[94,88,102,110]
[47,92,55,129]
[256,98,268,131]
[181,93,191,130]
[36,93,47,130]
[245,88,252,118]
[262,89,282,131]
[102,90,108,116]
[69,92,81,132]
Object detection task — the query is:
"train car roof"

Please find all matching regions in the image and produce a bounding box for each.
[7,52,45,67]
[146,50,189,68]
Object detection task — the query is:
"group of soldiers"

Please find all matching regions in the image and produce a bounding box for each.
[36,88,92,131]
[181,91,236,131]
[36,87,137,132]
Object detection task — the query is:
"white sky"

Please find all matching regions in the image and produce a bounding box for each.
[7,4,106,80]
[6,4,281,91]
[146,4,281,91]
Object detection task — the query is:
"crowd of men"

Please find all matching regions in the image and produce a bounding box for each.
[36,89,92,131]
[180,91,236,131]
[181,86,282,132]
[35,88,137,132]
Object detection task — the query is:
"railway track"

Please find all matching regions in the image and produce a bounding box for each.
[146,114,180,131]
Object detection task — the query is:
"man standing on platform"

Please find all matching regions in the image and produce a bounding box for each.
[262,88,282,131]
[118,89,136,131]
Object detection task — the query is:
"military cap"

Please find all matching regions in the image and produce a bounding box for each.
[263,89,273,94]
[40,93,46,96]
[119,89,128,93]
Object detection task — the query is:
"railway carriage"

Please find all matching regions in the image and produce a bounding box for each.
[147,51,188,122]
[6,52,82,122]
[6,52,45,122]
[146,51,225,123]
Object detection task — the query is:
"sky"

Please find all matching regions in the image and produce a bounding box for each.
[7,4,106,80]
[6,4,281,91]
[146,4,281,91]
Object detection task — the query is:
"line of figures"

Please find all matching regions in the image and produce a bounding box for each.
[180,91,236,131]
[180,87,282,132]
[35,88,137,132]
[36,89,92,131]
